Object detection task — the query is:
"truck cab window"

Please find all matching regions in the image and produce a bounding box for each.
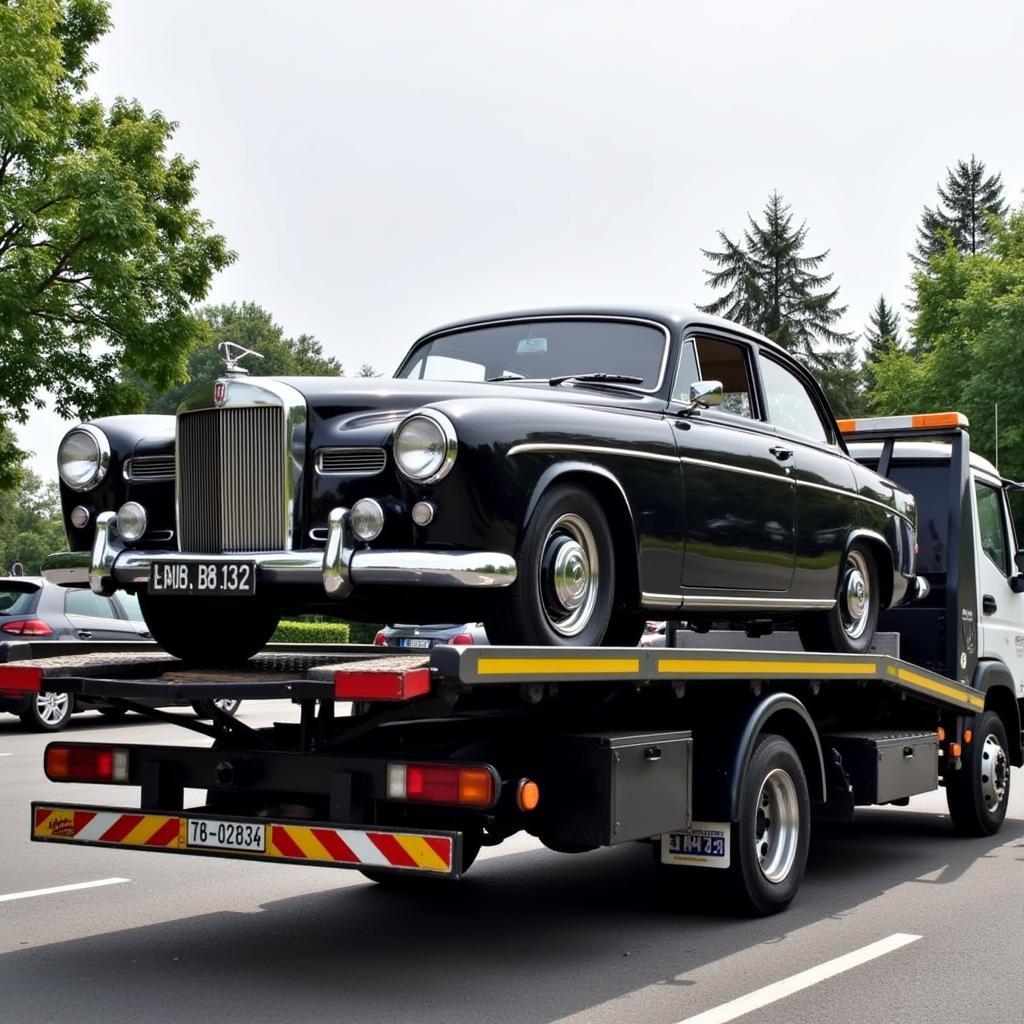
[975,480,1011,576]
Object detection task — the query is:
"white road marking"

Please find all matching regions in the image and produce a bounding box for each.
[674,933,922,1024]
[0,877,130,903]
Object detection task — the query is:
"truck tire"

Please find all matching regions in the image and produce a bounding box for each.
[658,734,810,916]
[945,710,1011,836]
[138,592,280,665]
[798,542,878,655]
[484,485,615,647]
[192,698,242,719]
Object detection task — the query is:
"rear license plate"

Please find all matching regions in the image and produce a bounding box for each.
[186,818,266,852]
[400,638,432,649]
[661,821,731,869]
[150,561,256,596]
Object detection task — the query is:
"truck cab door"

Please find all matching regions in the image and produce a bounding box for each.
[973,474,1024,697]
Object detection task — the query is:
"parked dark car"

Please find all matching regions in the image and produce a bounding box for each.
[374,623,489,649]
[0,577,239,730]
[42,308,921,662]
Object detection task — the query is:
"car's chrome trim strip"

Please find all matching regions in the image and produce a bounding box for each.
[508,443,678,463]
[123,456,175,482]
[409,314,672,394]
[681,595,836,610]
[641,592,684,608]
[679,454,791,485]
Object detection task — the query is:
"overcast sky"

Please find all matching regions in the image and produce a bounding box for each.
[20,0,1024,477]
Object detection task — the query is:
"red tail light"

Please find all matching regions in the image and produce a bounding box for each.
[450,633,474,645]
[1,618,54,636]
[387,762,497,808]
[45,744,130,783]
[373,630,387,646]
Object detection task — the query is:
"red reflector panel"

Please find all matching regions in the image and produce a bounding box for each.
[450,633,474,645]
[335,667,431,701]
[0,665,44,693]
[1,619,55,636]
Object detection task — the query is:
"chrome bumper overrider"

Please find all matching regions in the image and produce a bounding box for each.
[42,509,517,597]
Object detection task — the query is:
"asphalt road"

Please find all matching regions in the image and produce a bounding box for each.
[1,703,1022,1024]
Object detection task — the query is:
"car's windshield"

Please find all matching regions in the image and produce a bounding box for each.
[396,319,667,390]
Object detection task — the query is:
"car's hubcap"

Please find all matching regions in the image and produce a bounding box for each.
[36,691,70,726]
[979,732,1008,812]
[540,513,599,637]
[754,768,800,883]
[841,549,871,640]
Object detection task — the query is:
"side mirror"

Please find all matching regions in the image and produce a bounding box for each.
[1011,575,1024,594]
[688,380,723,410]
[1015,551,1024,574]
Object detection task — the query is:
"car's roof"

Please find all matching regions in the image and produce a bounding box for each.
[0,577,45,586]
[415,306,789,356]
[848,440,1001,479]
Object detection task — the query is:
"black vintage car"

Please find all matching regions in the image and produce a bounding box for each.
[43,307,921,662]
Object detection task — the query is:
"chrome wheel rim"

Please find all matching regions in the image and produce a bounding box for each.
[36,691,70,727]
[754,768,800,883]
[840,549,871,641]
[214,698,239,715]
[539,513,599,638]
[979,732,1008,812]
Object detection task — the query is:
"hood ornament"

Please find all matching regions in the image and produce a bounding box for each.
[218,341,264,376]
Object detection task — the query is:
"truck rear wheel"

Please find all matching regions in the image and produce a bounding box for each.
[658,734,810,916]
[945,710,1011,836]
[138,592,280,665]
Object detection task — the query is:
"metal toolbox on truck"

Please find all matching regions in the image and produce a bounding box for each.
[540,731,692,847]
[824,731,939,805]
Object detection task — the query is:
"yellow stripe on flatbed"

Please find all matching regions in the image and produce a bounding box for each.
[475,657,640,676]
[892,666,985,709]
[656,659,877,677]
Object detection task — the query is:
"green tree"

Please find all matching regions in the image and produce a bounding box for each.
[0,469,67,574]
[143,302,342,413]
[862,295,902,395]
[912,155,1007,269]
[700,191,858,410]
[871,206,1024,479]
[357,363,381,378]
[0,0,232,480]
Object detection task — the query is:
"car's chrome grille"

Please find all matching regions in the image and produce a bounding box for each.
[178,407,286,553]
[315,447,387,475]
[123,455,175,481]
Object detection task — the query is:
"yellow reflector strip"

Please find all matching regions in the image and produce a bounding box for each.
[894,667,985,708]
[397,835,449,872]
[475,657,640,676]
[656,659,876,676]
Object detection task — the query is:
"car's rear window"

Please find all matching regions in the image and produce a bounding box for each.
[397,320,668,390]
[0,585,40,616]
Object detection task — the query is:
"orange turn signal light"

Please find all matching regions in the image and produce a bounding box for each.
[517,779,540,812]
[964,729,973,744]
[936,726,945,742]
[949,742,962,758]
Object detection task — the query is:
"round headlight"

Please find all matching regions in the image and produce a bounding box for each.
[393,411,457,484]
[350,498,384,542]
[116,501,148,543]
[58,426,109,491]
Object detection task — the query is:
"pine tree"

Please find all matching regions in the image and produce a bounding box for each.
[912,155,1007,268]
[699,192,855,378]
[863,295,902,363]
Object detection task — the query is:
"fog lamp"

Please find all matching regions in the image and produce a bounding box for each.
[411,501,435,527]
[70,505,91,529]
[116,501,148,542]
[350,498,384,542]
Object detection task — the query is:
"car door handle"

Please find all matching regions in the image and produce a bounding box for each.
[77,630,93,639]
[769,446,794,461]
[982,594,997,615]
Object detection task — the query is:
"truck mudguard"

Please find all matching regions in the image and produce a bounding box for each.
[972,658,1023,765]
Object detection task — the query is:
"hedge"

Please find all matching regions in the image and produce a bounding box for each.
[272,620,350,644]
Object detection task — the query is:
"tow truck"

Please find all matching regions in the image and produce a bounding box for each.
[8,413,1022,916]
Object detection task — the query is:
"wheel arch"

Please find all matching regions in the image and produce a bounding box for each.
[522,462,641,606]
[846,528,895,609]
[974,659,1023,766]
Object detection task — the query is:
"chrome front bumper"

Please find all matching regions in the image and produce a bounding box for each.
[42,509,517,597]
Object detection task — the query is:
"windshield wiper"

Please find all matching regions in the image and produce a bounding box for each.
[548,373,645,387]
[486,372,527,382]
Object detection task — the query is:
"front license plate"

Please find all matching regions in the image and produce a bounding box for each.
[186,818,266,852]
[400,638,432,649]
[150,560,256,596]
[660,821,731,869]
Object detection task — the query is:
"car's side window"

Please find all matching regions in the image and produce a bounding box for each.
[758,355,829,444]
[674,337,756,419]
[65,589,120,619]
[975,481,1012,577]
